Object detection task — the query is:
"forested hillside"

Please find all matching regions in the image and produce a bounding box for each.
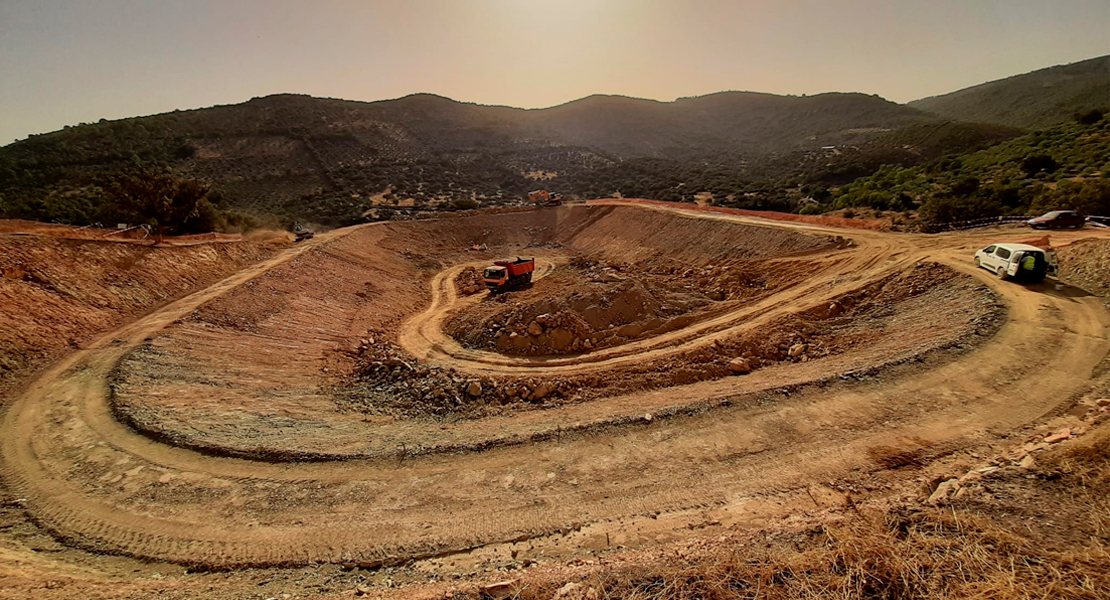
[0,92,1015,227]
[822,112,1110,224]
[909,55,1110,130]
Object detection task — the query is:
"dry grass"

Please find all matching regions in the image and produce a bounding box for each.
[532,515,1107,599]
[495,428,1110,600]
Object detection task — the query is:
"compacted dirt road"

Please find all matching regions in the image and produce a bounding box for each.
[1,202,1107,571]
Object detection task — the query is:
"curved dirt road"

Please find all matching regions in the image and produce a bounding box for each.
[1,203,1107,568]
[400,229,902,374]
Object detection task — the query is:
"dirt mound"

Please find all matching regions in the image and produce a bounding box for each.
[446,256,811,357]
[449,269,712,356]
[454,266,485,296]
[1057,237,1110,299]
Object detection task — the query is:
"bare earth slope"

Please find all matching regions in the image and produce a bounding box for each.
[0,203,1106,585]
[0,234,283,395]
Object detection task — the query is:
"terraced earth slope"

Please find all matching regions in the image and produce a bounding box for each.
[1,202,1107,580]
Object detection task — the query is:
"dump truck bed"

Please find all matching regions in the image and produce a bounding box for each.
[493,258,534,277]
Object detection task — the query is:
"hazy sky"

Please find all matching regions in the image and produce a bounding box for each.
[1,0,1108,144]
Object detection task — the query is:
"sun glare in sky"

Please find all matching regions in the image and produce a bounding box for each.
[0,0,1107,143]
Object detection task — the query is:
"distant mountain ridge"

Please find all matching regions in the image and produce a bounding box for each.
[909,55,1110,130]
[0,89,1019,226]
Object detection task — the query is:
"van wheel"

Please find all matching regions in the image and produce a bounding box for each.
[974,257,981,267]
[996,267,1007,279]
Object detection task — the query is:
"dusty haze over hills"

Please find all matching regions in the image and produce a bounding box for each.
[0,90,1023,226]
[2,0,1108,144]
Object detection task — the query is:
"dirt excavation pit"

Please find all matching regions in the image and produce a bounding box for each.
[338,261,1002,420]
[17,202,1110,585]
[446,255,816,357]
[102,206,1010,458]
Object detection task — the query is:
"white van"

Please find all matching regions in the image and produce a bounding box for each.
[974,243,1058,282]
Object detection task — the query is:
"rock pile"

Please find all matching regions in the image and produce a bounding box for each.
[343,329,576,417]
[454,266,486,296]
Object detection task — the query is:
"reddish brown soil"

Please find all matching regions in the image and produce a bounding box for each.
[1057,237,1110,300]
[445,255,810,357]
[0,205,1108,600]
[0,234,283,395]
[0,218,258,244]
[327,262,1000,423]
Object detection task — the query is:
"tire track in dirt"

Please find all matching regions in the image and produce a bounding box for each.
[1,203,1107,569]
[399,238,906,374]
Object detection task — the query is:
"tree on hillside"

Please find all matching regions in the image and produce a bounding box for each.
[1076,109,1105,126]
[98,166,211,242]
[1021,154,1059,177]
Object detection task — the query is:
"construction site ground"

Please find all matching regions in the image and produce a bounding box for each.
[0,202,1108,599]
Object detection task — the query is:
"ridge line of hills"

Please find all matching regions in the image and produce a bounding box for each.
[1,54,1106,229]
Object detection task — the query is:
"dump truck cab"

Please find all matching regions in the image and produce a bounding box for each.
[483,266,508,285]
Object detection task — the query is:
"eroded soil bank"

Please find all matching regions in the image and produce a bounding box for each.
[0,234,285,395]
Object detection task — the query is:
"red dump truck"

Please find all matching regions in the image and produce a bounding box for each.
[483,257,535,292]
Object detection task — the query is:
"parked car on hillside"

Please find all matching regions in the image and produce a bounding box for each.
[974,243,1058,282]
[1027,210,1085,230]
[1087,215,1110,228]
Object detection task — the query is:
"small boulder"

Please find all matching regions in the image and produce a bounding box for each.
[479,581,516,599]
[528,321,544,336]
[1019,454,1036,469]
[728,357,752,374]
[535,313,550,325]
[788,343,808,358]
[827,302,843,317]
[553,582,582,600]
[466,381,483,397]
[616,323,644,338]
[1044,429,1071,444]
[928,478,960,504]
[958,471,983,484]
[548,327,576,351]
[532,383,554,400]
[1096,398,1110,407]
